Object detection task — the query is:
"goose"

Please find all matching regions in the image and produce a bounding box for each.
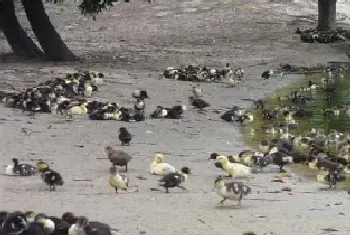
[215,155,252,178]
[156,167,191,193]
[118,127,132,146]
[192,84,203,98]
[214,176,251,207]
[149,153,176,175]
[104,146,132,171]
[5,158,37,176]
[36,162,64,192]
[108,166,129,193]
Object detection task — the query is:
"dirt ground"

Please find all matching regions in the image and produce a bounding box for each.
[1,0,350,235]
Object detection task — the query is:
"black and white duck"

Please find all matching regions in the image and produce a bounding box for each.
[5,158,37,176]
[36,162,64,192]
[153,167,191,193]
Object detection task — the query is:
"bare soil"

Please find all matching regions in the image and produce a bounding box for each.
[0,1,350,235]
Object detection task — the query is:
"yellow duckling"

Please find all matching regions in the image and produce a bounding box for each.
[149,153,176,176]
[215,155,252,178]
[112,110,122,120]
[83,82,93,98]
[69,104,88,116]
[108,166,129,193]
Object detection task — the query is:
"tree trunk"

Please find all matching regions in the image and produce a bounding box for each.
[0,0,45,59]
[317,0,337,32]
[21,0,78,61]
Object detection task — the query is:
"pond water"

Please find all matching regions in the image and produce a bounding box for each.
[242,66,350,187]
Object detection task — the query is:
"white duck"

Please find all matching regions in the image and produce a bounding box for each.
[149,153,176,176]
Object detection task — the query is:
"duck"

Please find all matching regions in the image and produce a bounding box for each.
[317,169,347,188]
[258,140,270,154]
[214,176,251,207]
[108,166,129,193]
[134,99,145,110]
[233,68,244,79]
[149,153,176,175]
[192,84,203,98]
[1,211,30,235]
[261,70,273,80]
[68,104,88,116]
[323,107,340,117]
[156,167,191,193]
[83,82,93,98]
[118,127,132,146]
[132,90,149,100]
[150,106,168,119]
[308,80,319,90]
[215,155,252,178]
[104,146,132,171]
[34,213,55,235]
[5,158,37,176]
[227,76,238,87]
[36,162,64,192]
[68,216,89,235]
[189,96,210,110]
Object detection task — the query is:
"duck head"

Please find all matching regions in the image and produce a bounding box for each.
[209,153,219,160]
[214,176,225,188]
[104,146,114,155]
[119,127,128,134]
[36,161,49,173]
[24,211,36,223]
[180,167,191,175]
[62,212,76,225]
[154,154,164,163]
[216,155,228,164]
[109,166,119,175]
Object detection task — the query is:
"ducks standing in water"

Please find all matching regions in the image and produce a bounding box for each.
[104,146,132,171]
[108,166,130,193]
[36,162,64,192]
[149,153,176,176]
[5,158,37,176]
[214,176,251,207]
[118,127,132,146]
[154,167,191,193]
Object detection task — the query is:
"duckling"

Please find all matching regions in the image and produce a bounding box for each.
[5,158,37,176]
[104,146,132,171]
[233,68,244,79]
[227,76,238,87]
[62,212,77,225]
[214,176,251,207]
[68,104,88,116]
[68,216,89,235]
[118,127,132,146]
[150,106,168,119]
[189,96,210,110]
[323,107,340,117]
[156,167,191,193]
[132,90,149,100]
[83,82,93,98]
[149,153,176,175]
[317,169,347,188]
[34,213,55,235]
[258,140,270,154]
[215,155,252,178]
[134,99,145,110]
[192,84,203,98]
[1,211,29,235]
[36,162,64,192]
[108,166,129,193]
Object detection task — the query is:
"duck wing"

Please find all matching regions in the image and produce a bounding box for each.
[225,181,251,195]
[18,164,37,176]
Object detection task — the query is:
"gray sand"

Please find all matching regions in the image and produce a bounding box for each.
[1,0,350,234]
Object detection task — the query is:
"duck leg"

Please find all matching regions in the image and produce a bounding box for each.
[279,165,287,173]
[115,187,118,193]
[125,164,128,172]
[176,185,187,191]
[220,198,227,204]
[165,187,169,193]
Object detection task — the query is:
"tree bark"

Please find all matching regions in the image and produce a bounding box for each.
[0,0,45,59]
[317,0,337,32]
[21,0,78,61]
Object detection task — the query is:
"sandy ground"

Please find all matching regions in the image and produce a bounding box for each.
[1,0,350,234]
